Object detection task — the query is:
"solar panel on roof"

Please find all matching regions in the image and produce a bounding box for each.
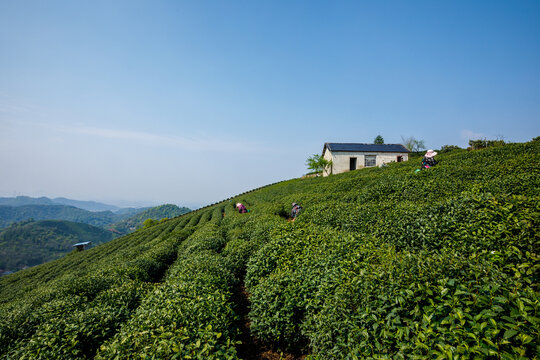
[325,143,410,153]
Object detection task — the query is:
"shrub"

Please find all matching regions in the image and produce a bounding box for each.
[439,144,462,153]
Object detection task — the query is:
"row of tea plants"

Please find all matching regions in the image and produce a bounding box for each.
[0,141,537,358]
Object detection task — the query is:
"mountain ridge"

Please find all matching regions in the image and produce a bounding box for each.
[0,204,119,229]
[0,196,122,212]
[0,203,191,230]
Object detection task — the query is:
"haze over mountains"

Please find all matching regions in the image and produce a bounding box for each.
[0,205,121,229]
[0,196,191,273]
[0,196,123,212]
[0,196,191,229]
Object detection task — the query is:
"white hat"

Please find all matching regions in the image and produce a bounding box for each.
[425,149,437,158]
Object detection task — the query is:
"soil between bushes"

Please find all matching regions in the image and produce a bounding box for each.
[233,284,306,360]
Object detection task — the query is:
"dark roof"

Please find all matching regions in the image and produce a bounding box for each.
[323,143,410,155]
[72,241,91,247]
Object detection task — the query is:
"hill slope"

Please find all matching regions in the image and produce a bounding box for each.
[0,204,188,231]
[109,204,191,234]
[0,141,538,359]
[0,220,115,273]
[0,196,55,207]
[51,197,120,212]
[0,205,119,229]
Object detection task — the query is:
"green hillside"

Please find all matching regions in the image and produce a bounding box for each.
[0,220,115,273]
[114,206,151,216]
[51,197,120,212]
[0,141,538,359]
[0,204,190,234]
[0,205,120,229]
[109,204,191,234]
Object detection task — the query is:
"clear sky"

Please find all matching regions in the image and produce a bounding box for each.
[1,0,539,208]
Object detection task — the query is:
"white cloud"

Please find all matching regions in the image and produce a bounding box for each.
[0,95,39,116]
[0,103,31,114]
[57,124,276,154]
[0,96,277,154]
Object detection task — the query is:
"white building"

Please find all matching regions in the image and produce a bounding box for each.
[322,143,410,176]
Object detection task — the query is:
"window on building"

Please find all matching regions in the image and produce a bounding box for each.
[365,155,376,167]
[349,157,357,171]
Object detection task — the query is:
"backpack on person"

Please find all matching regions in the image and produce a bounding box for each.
[291,203,302,218]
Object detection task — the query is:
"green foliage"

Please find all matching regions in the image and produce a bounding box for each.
[374,135,384,144]
[0,220,115,272]
[401,136,426,151]
[439,144,462,153]
[0,218,188,358]
[96,223,240,359]
[243,141,539,358]
[109,204,190,233]
[469,138,506,150]
[0,205,120,229]
[8,281,148,359]
[305,154,332,174]
[142,218,157,228]
[0,203,190,234]
[0,141,538,359]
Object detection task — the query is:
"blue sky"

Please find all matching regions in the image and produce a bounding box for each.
[1,0,539,208]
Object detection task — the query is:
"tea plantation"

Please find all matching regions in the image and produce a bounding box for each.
[0,141,538,359]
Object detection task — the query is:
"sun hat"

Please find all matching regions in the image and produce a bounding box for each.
[292,202,297,207]
[236,203,241,208]
[425,149,437,158]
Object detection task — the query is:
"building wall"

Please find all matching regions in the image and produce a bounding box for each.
[323,150,408,176]
[323,148,334,176]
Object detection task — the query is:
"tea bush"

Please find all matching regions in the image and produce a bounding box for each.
[96,222,240,359]
[0,214,195,358]
[0,141,538,359]
[242,141,539,358]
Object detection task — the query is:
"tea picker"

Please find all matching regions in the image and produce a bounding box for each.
[290,202,302,221]
[415,149,438,172]
[236,203,249,213]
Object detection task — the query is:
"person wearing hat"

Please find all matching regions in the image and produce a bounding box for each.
[421,149,438,169]
[291,202,302,221]
[236,203,248,214]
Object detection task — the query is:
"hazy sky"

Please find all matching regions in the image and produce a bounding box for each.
[1,1,539,208]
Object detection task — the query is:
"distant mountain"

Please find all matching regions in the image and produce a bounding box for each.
[114,207,151,216]
[0,196,55,207]
[0,219,115,273]
[0,203,191,233]
[0,205,120,229]
[109,204,191,234]
[0,196,119,212]
[52,197,120,212]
